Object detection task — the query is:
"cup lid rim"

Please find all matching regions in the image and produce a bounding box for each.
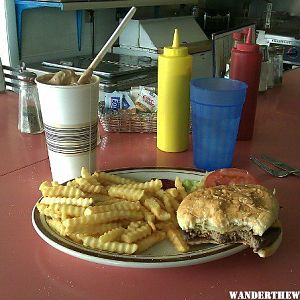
[190,78,248,92]
[35,74,100,87]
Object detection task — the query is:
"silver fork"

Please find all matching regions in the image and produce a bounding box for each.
[250,156,294,178]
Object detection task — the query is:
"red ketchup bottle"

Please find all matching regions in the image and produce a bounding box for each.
[229,27,262,140]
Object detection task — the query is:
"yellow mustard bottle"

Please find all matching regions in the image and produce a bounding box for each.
[157,29,192,152]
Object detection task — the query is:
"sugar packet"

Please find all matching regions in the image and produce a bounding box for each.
[104,91,135,111]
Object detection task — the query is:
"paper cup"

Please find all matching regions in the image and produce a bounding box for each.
[36,74,100,183]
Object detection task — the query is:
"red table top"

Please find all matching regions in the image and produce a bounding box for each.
[1,69,300,300]
[0,91,48,176]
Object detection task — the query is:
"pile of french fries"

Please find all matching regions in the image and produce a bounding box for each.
[36,167,190,255]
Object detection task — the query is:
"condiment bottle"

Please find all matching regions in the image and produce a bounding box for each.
[157,29,192,152]
[224,31,245,78]
[229,27,262,140]
[18,71,44,134]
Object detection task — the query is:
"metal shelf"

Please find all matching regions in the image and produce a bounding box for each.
[60,0,198,11]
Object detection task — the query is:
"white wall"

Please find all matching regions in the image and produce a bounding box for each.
[21,8,116,63]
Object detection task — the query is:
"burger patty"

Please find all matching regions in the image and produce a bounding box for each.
[185,226,281,251]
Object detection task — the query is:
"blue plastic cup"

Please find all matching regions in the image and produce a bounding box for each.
[190,78,247,171]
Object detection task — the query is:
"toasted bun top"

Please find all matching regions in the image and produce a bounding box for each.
[177,184,279,236]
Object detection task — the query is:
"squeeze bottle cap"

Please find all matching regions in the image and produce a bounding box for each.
[237,28,260,52]
[163,29,188,57]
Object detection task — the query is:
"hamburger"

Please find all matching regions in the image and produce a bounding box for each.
[177,184,282,257]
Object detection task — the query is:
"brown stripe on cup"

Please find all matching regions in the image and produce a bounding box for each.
[44,122,97,155]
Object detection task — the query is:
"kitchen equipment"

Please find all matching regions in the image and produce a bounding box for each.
[250,156,299,178]
[41,53,156,79]
[78,7,136,84]
[27,53,157,97]
[157,29,192,153]
[114,16,212,79]
[264,33,300,67]
[18,71,44,134]
[203,9,230,36]
[212,23,256,78]
[230,27,262,141]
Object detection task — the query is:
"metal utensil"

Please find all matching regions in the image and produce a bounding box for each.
[250,156,295,177]
[261,154,300,177]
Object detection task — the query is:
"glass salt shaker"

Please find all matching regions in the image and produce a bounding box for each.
[259,45,269,92]
[18,71,44,134]
[273,46,284,85]
[267,46,275,89]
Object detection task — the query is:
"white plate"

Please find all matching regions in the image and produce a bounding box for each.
[32,168,247,268]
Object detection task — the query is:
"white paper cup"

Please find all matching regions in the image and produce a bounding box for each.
[36,74,100,183]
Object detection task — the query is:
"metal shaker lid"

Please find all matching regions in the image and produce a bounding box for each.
[17,71,37,84]
[260,45,269,62]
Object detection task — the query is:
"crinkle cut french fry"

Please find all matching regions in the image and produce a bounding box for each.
[62,210,143,231]
[41,185,85,198]
[82,237,137,254]
[99,241,138,255]
[36,203,61,219]
[155,190,177,223]
[175,177,188,200]
[136,231,166,254]
[121,223,152,243]
[66,222,123,235]
[84,201,141,216]
[116,179,162,192]
[142,193,165,208]
[108,186,144,201]
[80,167,99,185]
[40,197,93,207]
[98,227,125,243]
[49,203,85,217]
[165,188,179,199]
[46,218,67,236]
[143,197,171,221]
[166,227,189,253]
[93,171,137,185]
[139,206,156,231]
[86,194,120,204]
[66,180,79,188]
[163,189,180,211]
[39,181,51,191]
[155,221,174,231]
[67,232,86,243]
[147,221,156,232]
[75,177,107,194]
[126,221,144,231]
[37,169,193,255]
[140,206,155,223]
